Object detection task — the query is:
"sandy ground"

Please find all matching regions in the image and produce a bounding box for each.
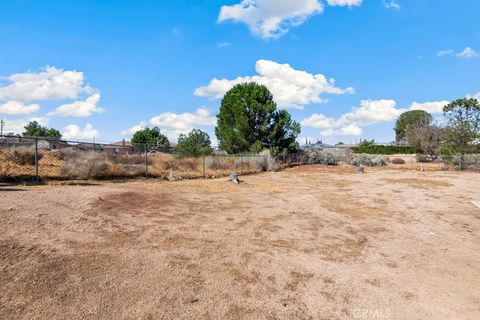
[1,166,479,320]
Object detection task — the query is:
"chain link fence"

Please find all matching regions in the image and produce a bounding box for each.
[0,136,267,182]
[1,136,479,182]
[279,149,480,172]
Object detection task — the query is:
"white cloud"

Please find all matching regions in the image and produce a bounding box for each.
[122,108,217,141]
[300,113,338,130]
[121,122,146,137]
[218,0,325,39]
[195,59,353,109]
[409,100,449,113]
[302,99,403,137]
[327,0,362,7]
[62,124,99,140]
[149,108,216,130]
[301,98,449,138]
[437,49,454,57]
[457,47,478,58]
[437,47,478,59]
[301,111,364,136]
[0,101,40,115]
[218,0,363,39]
[383,0,400,10]
[321,123,363,137]
[48,93,104,118]
[1,117,49,135]
[341,99,403,125]
[218,0,326,39]
[0,66,94,101]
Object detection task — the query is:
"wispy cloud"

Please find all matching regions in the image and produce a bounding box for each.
[383,0,400,10]
[217,42,231,48]
[437,49,454,57]
[437,47,478,59]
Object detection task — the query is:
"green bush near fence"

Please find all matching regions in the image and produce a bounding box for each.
[351,145,416,155]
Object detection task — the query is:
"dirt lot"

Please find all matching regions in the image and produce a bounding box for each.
[1,166,479,320]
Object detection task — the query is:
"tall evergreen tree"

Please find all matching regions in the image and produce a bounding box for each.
[215,82,300,155]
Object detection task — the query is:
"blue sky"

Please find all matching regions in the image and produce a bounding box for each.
[0,0,479,144]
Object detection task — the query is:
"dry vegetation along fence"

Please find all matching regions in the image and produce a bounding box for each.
[0,137,270,182]
[1,137,479,182]
[279,150,480,172]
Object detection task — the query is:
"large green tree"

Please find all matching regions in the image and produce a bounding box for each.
[394,110,433,142]
[175,129,213,158]
[443,98,480,154]
[22,121,62,138]
[131,127,170,150]
[215,82,301,155]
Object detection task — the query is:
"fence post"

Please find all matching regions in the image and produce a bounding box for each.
[240,155,243,175]
[34,138,39,182]
[144,144,148,178]
[202,155,206,178]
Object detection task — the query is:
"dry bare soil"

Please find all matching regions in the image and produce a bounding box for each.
[1,166,479,320]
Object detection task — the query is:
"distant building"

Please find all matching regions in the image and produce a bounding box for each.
[37,139,69,150]
[301,140,336,151]
[0,135,69,150]
[0,135,33,148]
[75,143,101,150]
[101,139,134,155]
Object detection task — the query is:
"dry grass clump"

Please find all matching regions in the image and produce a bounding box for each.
[416,154,433,163]
[260,150,279,171]
[110,154,150,165]
[157,157,198,171]
[234,152,276,172]
[49,148,78,160]
[5,147,42,165]
[61,152,145,179]
[204,156,232,170]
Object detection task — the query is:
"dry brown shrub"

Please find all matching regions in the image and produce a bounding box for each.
[391,158,406,165]
[61,152,146,179]
[5,147,42,165]
[177,158,198,171]
[49,148,78,160]
[204,156,231,170]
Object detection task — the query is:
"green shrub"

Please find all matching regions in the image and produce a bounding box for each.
[351,154,387,167]
[371,156,388,166]
[440,146,457,156]
[351,145,416,155]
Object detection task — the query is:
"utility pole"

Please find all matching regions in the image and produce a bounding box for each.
[0,119,4,137]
